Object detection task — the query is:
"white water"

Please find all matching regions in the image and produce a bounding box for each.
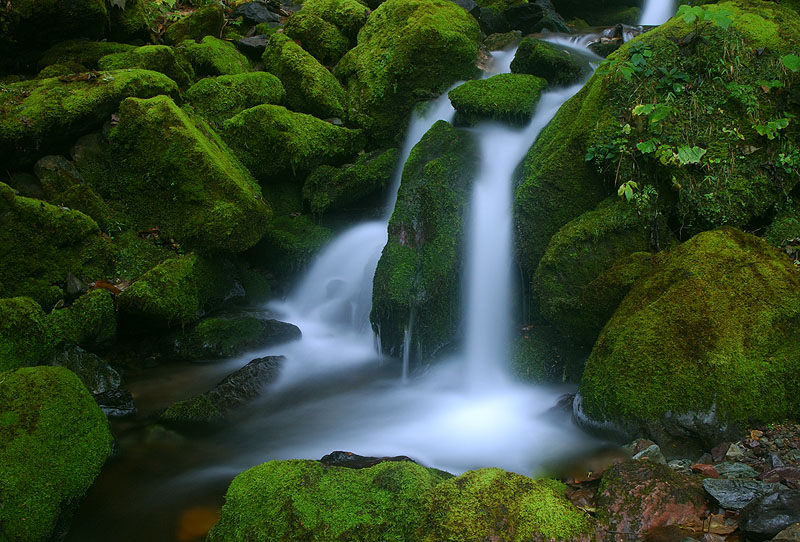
[639,0,676,26]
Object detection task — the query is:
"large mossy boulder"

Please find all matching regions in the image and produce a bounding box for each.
[0,183,114,310]
[184,72,286,124]
[222,104,364,182]
[284,11,352,66]
[533,197,658,347]
[0,297,56,371]
[179,36,250,77]
[0,366,113,542]
[208,459,451,541]
[37,39,136,72]
[448,73,548,126]
[98,45,195,90]
[169,316,301,360]
[510,38,595,87]
[262,33,347,119]
[46,288,116,350]
[0,69,179,168]
[371,121,478,360]
[576,229,800,451]
[295,0,369,40]
[334,0,481,145]
[75,95,271,252]
[162,4,225,45]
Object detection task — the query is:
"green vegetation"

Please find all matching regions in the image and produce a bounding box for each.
[47,289,116,350]
[162,3,224,45]
[295,0,369,40]
[0,297,56,371]
[0,366,112,542]
[179,36,250,77]
[98,45,195,89]
[171,316,294,359]
[334,0,481,145]
[448,73,548,126]
[284,12,351,66]
[579,229,800,433]
[37,39,135,71]
[371,121,477,359]
[185,72,286,124]
[161,394,221,424]
[262,33,347,119]
[510,38,594,87]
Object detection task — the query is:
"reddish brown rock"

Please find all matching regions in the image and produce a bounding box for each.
[692,464,721,478]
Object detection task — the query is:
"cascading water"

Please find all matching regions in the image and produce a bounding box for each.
[639,0,676,26]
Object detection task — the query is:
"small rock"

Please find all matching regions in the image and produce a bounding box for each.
[759,466,800,489]
[65,272,88,302]
[702,478,785,511]
[712,442,731,463]
[697,453,714,464]
[95,389,136,417]
[692,464,720,478]
[231,1,281,24]
[50,345,121,395]
[740,490,800,541]
[319,451,415,469]
[668,459,693,475]
[772,454,786,468]
[236,35,270,59]
[772,523,800,541]
[726,443,745,461]
[715,461,759,479]
[625,438,657,456]
[634,444,667,465]
[448,0,477,12]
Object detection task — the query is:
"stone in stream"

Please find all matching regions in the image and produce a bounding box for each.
[320,451,416,469]
[702,479,785,511]
[740,490,800,541]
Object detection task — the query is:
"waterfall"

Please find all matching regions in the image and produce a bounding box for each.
[639,0,676,26]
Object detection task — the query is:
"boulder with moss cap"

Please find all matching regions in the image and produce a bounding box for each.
[184,72,286,124]
[510,37,595,87]
[449,73,549,126]
[98,45,196,90]
[180,36,251,77]
[284,11,351,66]
[0,297,56,371]
[162,4,225,45]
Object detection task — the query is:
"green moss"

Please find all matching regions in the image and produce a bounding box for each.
[36,62,85,79]
[78,95,271,252]
[222,104,364,182]
[1,0,108,54]
[511,326,589,384]
[171,316,280,359]
[334,0,481,145]
[765,212,800,247]
[420,469,593,541]
[371,121,478,360]
[184,72,285,124]
[303,147,400,215]
[483,30,522,52]
[46,289,116,350]
[0,69,179,168]
[262,33,346,119]
[533,197,657,346]
[208,459,450,541]
[297,0,369,40]
[579,229,800,430]
[0,297,56,371]
[284,12,351,66]
[0,182,114,309]
[449,73,548,126]
[510,38,594,87]
[473,0,525,12]
[162,4,224,45]
[179,36,250,77]
[37,39,136,71]
[0,366,113,542]
[160,394,221,423]
[108,0,155,42]
[98,45,195,89]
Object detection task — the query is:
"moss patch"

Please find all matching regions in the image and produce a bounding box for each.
[98,45,195,90]
[184,72,285,124]
[37,39,135,71]
[449,73,548,126]
[46,289,116,350]
[510,38,595,87]
[296,0,369,40]
[0,297,56,371]
[162,4,225,45]
[179,36,250,77]
[284,11,352,66]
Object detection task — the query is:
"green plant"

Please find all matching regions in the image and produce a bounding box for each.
[753,117,790,140]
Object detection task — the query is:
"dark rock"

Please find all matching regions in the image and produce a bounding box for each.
[588,38,623,58]
[65,273,88,302]
[702,479,786,511]
[716,462,759,479]
[231,1,282,24]
[712,441,731,463]
[474,7,510,35]
[503,0,570,34]
[772,523,800,541]
[236,35,270,59]
[95,388,136,417]
[449,0,477,12]
[49,345,121,395]
[760,467,800,489]
[740,490,800,541]
[5,172,45,198]
[320,451,416,469]
[484,30,522,51]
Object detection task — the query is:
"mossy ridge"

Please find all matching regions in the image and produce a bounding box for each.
[184,72,286,124]
[98,45,195,90]
[578,229,800,435]
[303,147,401,215]
[510,38,595,87]
[46,289,116,350]
[0,69,179,168]
[222,104,364,182]
[297,0,369,40]
[0,297,56,371]
[420,468,594,541]
[37,39,136,72]
[162,4,225,45]
[179,36,250,77]
[88,95,271,252]
[334,0,481,145]
[284,11,352,66]
[0,366,112,542]
[262,33,347,119]
[371,121,478,360]
[448,73,548,126]
[0,182,114,310]
[208,459,451,541]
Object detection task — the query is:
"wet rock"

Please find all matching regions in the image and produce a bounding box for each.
[740,490,800,541]
[64,273,88,302]
[231,1,282,24]
[49,344,120,395]
[634,444,667,465]
[503,0,570,34]
[94,389,136,417]
[716,462,759,479]
[484,30,522,51]
[702,479,785,511]
[473,7,510,35]
[236,35,270,59]
[449,0,477,12]
[320,451,416,469]
[760,467,800,489]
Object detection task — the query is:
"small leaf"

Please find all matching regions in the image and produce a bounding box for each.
[636,139,657,154]
[624,185,633,201]
[676,145,707,165]
[633,104,654,116]
[781,54,800,73]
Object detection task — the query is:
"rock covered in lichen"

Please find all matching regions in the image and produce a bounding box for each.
[0,366,113,542]
[46,288,116,349]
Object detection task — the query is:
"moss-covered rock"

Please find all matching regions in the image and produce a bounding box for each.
[98,45,195,90]
[208,459,451,541]
[179,36,250,77]
[371,121,478,360]
[46,289,116,350]
[0,366,113,542]
[170,316,301,359]
[420,468,594,541]
[533,197,658,346]
[334,0,481,145]
[108,0,156,42]
[303,147,400,215]
[577,229,800,449]
[0,297,56,371]
[296,0,369,40]
[0,69,179,168]
[449,73,548,126]
[184,72,285,124]
[75,95,271,252]
[262,33,347,119]
[36,62,86,79]
[162,4,225,45]
[510,38,595,87]
[222,104,364,182]
[0,182,114,310]
[37,39,136,72]
[284,11,352,66]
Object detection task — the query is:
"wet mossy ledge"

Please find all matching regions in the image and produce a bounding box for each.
[449,73,549,126]
[208,459,593,541]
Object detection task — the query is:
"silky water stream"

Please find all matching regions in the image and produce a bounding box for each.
[68,44,606,542]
